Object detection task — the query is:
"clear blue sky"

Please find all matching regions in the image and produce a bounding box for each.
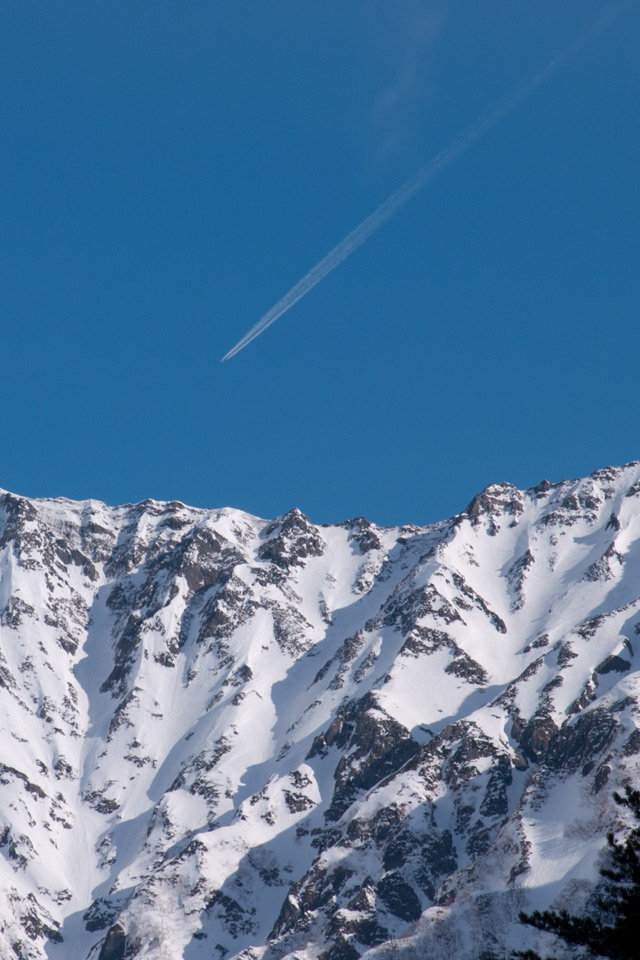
[1,1,638,526]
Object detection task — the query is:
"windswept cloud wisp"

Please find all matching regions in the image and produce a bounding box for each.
[221,2,630,362]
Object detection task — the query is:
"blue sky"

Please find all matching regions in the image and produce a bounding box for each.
[1,1,638,526]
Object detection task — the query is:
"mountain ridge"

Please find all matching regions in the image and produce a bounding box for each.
[0,463,639,960]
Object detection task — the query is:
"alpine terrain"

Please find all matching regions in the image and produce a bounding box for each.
[1,463,640,960]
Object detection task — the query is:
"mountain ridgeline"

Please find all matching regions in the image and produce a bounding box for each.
[1,464,640,960]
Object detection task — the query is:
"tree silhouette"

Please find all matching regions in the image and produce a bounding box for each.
[506,787,640,960]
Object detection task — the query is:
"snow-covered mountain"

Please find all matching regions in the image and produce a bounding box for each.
[1,464,639,960]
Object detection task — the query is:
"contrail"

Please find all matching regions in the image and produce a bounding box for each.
[221,2,631,361]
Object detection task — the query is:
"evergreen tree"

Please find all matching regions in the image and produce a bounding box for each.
[506,787,640,960]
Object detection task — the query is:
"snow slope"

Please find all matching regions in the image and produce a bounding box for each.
[0,464,639,959]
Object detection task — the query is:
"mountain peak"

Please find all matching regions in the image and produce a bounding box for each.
[0,467,638,959]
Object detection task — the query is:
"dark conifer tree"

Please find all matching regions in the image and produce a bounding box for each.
[504,787,640,960]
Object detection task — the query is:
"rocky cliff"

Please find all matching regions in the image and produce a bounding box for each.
[1,463,639,959]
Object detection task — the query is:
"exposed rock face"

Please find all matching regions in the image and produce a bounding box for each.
[0,464,639,959]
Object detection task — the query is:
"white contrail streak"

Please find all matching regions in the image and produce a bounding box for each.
[221,2,631,361]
